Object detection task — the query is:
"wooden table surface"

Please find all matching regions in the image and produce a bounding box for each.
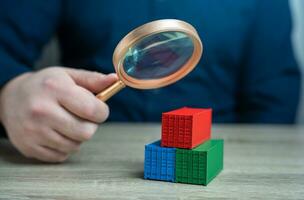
[0,123,304,200]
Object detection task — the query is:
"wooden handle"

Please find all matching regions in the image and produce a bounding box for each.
[96,80,126,101]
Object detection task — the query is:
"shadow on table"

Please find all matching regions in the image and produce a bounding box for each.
[0,140,44,165]
[131,170,144,179]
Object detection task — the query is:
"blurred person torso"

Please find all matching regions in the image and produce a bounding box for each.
[0,0,300,123]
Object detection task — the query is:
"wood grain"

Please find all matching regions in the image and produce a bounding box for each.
[0,123,304,200]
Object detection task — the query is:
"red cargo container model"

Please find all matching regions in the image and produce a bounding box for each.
[161,107,212,149]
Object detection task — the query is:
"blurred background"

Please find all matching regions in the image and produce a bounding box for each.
[35,0,304,123]
[290,0,304,123]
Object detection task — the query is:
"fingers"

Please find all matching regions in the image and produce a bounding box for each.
[58,85,109,123]
[2,67,113,163]
[40,68,112,123]
[65,68,118,93]
[14,124,82,162]
[31,145,68,163]
[41,129,81,154]
[45,104,99,142]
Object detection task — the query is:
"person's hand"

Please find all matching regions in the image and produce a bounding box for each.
[0,67,117,163]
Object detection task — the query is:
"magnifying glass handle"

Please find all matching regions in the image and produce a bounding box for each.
[96,80,126,101]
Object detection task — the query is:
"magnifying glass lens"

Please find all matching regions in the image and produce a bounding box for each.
[96,19,202,101]
[123,31,194,79]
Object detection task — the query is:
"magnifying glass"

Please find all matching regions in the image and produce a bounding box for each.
[96,19,203,101]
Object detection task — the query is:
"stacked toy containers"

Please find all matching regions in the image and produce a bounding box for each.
[144,107,224,185]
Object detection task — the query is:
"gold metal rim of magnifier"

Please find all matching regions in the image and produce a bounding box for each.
[113,19,203,89]
[96,19,203,101]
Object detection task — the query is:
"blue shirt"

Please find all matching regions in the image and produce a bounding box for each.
[0,0,301,131]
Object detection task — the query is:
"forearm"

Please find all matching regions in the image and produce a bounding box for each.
[0,1,62,140]
[0,72,33,138]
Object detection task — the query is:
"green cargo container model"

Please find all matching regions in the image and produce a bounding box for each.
[175,139,223,185]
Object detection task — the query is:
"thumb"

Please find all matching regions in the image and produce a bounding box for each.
[65,68,118,93]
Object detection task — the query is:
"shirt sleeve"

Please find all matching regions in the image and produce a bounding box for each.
[237,0,301,124]
[0,0,62,137]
